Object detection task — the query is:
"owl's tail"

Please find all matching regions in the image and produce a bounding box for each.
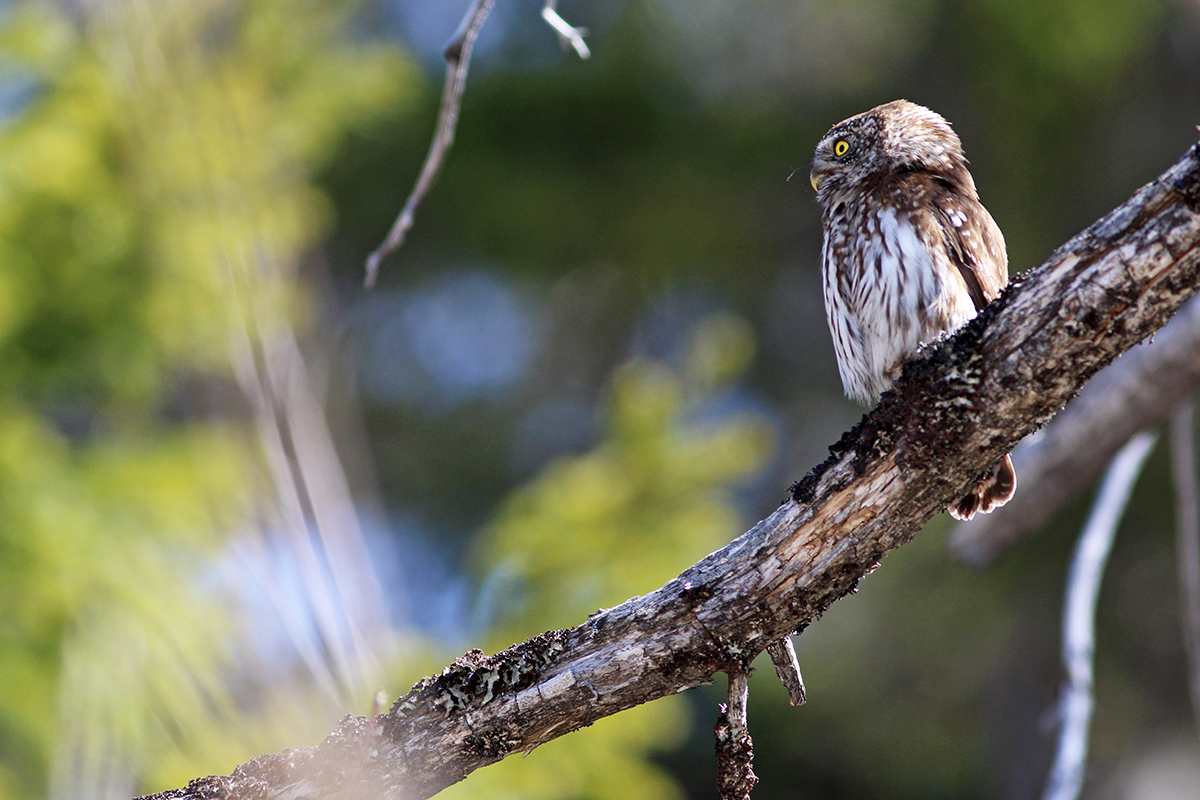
[949,453,1016,521]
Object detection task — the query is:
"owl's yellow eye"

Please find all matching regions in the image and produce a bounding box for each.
[834,140,849,157]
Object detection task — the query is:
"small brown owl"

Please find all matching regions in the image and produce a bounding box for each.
[809,99,1015,520]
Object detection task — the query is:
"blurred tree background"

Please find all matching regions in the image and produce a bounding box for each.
[0,0,1198,799]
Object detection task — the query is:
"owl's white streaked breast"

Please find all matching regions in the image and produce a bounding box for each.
[822,204,977,405]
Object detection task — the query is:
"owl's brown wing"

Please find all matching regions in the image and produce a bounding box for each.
[930,181,1009,310]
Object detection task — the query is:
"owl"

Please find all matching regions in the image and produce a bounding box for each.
[809,99,1014,520]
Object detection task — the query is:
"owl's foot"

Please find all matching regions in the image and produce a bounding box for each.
[949,453,1016,521]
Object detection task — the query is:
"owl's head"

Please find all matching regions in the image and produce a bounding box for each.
[809,100,971,204]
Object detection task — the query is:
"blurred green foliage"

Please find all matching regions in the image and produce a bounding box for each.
[477,313,769,631]
[0,0,411,796]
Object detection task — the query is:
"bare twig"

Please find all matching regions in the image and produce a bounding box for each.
[364,0,495,287]
[1170,400,1200,740]
[715,670,757,800]
[1042,432,1158,800]
[542,1,590,59]
[765,637,806,706]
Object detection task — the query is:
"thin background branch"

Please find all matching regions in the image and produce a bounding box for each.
[1042,432,1158,800]
[364,0,494,288]
[365,0,590,287]
[542,0,591,58]
[1170,400,1200,741]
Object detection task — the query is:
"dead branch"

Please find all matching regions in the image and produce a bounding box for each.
[715,670,757,800]
[141,141,1200,800]
[765,637,805,707]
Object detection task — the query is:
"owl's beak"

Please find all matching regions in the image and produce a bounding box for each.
[809,160,830,191]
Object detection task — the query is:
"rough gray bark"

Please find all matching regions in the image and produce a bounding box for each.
[765,636,806,706]
[139,141,1200,800]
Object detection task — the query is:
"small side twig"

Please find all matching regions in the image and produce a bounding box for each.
[1042,432,1157,800]
[765,637,806,706]
[364,0,496,288]
[542,1,590,59]
[715,669,757,800]
[1169,400,1200,740]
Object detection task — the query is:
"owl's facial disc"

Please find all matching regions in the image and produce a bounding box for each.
[810,114,877,198]
[809,135,848,190]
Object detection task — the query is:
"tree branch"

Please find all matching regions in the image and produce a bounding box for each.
[141,141,1200,800]
[715,670,757,800]
[765,636,805,706]
[542,1,590,59]
[364,0,495,288]
[1041,432,1157,800]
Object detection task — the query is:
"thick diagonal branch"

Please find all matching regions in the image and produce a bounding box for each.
[141,142,1200,800]
[950,290,1200,565]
